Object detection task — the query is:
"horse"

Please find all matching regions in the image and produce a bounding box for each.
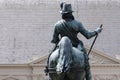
[47,36,86,80]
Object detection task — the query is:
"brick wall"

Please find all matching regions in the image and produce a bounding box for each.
[0,0,119,63]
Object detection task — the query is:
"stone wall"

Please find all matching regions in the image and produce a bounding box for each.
[0,0,119,63]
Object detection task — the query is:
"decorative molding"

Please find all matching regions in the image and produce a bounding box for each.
[29,54,48,65]
[2,76,19,80]
[29,47,120,65]
[92,74,119,80]
[0,64,29,67]
[89,53,118,64]
[85,46,120,64]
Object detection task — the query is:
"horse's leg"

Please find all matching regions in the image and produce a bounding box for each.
[83,53,92,80]
[66,70,85,80]
[48,55,65,80]
[77,44,92,80]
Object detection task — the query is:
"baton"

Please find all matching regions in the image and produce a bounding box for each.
[88,24,103,55]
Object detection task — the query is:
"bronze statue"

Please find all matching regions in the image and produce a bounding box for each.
[48,36,88,80]
[45,2,103,80]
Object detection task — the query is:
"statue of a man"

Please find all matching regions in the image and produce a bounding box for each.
[50,2,102,80]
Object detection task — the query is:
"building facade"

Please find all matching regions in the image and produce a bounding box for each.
[0,0,119,80]
[0,48,120,80]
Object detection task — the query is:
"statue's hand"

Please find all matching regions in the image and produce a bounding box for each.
[95,27,103,34]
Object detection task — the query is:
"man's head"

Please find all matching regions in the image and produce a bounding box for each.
[60,3,74,14]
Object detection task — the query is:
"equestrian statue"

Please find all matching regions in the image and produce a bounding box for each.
[45,2,103,80]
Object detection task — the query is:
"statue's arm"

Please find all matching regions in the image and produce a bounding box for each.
[51,25,60,44]
[78,22,97,39]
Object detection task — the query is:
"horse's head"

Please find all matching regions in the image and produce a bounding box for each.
[56,36,73,74]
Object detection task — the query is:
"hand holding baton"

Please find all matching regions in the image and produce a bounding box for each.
[88,24,103,55]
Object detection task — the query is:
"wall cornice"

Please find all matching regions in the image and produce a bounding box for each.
[91,64,120,67]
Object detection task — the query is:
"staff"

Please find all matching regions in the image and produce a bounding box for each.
[88,24,103,55]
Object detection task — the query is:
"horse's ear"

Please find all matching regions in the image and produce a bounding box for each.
[58,40,61,47]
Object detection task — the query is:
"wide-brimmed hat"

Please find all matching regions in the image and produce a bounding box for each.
[60,3,74,14]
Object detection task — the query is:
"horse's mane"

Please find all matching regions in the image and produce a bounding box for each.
[56,36,73,73]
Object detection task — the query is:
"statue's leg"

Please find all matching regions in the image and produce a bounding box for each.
[45,45,58,75]
[77,44,87,53]
[77,44,83,52]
